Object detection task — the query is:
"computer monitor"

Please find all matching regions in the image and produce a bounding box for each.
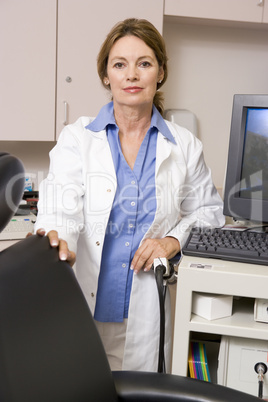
[223,94,268,225]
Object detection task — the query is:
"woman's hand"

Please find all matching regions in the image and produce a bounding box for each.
[130,236,181,275]
[35,229,76,267]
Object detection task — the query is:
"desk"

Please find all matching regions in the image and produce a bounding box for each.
[0,240,19,252]
[172,255,268,378]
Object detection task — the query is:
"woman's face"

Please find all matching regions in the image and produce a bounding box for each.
[105,35,164,111]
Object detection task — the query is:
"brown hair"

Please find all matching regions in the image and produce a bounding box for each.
[97,18,168,115]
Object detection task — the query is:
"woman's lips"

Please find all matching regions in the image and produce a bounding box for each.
[123,86,143,93]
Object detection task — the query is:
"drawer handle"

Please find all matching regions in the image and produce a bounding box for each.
[63,101,68,125]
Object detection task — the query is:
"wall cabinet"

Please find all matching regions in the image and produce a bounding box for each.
[56,0,164,137]
[0,0,164,142]
[2,0,266,142]
[0,0,57,141]
[263,1,268,22]
[164,0,267,24]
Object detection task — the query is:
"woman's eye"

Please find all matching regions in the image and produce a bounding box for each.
[114,62,124,69]
[140,61,151,68]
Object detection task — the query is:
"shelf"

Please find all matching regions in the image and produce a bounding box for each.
[189,298,268,341]
[164,0,268,26]
[172,256,268,378]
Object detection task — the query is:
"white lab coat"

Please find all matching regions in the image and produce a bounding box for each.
[35,116,225,372]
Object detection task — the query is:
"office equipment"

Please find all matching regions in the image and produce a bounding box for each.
[0,152,25,233]
[254,298,268,323]
[172,95,268,397]
[223,94,268,225]
[22,190,39,215]
[0,214,36,240]
[172,255,268,398]
[183,227,268,265]
[182,95,268,265]
[192,292,233,321]
[218,337,268,398]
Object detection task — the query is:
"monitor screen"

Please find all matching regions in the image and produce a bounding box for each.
[223,94,268,224]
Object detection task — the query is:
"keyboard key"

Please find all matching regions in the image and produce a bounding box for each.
[216,246,259,258]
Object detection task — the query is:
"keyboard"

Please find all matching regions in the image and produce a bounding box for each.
[183,227,268,266]
[0,215,36,241]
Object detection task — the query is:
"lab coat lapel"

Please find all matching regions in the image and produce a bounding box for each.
[144,133,174,239]
[83,129,117,219]
[155,132,172,176]
[90,130,116,177]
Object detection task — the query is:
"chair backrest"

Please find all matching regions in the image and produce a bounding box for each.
[0,235,118,402]
[0,151,117,401]
[0,152,25,232]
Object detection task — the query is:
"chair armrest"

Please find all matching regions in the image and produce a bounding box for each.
[112,371,260,402]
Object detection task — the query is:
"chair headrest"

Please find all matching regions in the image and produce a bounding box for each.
[0,152,25,233]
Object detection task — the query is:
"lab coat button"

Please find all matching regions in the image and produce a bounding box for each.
[91,293,94,297]
[96,241,100,246]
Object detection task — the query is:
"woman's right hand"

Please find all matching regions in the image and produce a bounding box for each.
[36,229,76,267]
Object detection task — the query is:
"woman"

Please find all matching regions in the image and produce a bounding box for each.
[35,18,224,372]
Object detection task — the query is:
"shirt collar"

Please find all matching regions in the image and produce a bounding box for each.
[85,102,116,131]
[151,105,176,144]
[86,101,176,144]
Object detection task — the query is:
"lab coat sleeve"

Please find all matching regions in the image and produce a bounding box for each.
[166,131,225,248]
[35,120,86,254]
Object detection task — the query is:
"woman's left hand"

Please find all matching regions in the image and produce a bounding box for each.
[130,236,181,274]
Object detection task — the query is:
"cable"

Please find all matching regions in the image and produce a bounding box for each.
[254,362,267,399]
[154,264,166,373]
[153,258,177,374]
[244,225,268,233]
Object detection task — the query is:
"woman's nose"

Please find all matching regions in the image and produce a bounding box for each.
[127,65,139,81]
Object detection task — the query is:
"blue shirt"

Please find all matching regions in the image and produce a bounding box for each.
[86,102,175,322]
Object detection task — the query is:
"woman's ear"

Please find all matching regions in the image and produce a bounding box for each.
[158,67,164,84]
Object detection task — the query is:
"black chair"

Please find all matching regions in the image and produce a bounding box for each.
[0,152,25,232]
[0,153,260,402]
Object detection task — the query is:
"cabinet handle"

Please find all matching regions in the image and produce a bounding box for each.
[257,0,264,6]
[63,101,68,125]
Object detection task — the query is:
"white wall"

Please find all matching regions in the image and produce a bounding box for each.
[162,20,268,192]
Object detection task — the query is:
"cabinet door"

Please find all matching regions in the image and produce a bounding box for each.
[164,0,264,23]
[263,1,268,22]
[0,0,57,141]
[56,0,164,137]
